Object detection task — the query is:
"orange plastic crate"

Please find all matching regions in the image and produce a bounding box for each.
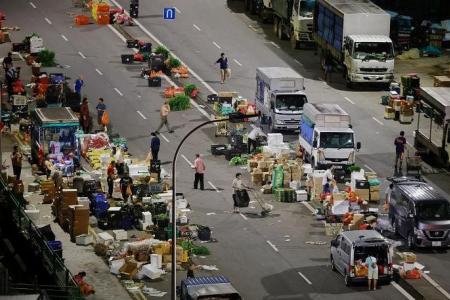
[75,15,89,26]
[96,14,109,25]
[96,3,110,13]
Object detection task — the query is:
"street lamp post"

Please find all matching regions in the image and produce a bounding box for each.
[170,112,258,300]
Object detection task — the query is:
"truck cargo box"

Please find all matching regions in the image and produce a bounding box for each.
[302,103,351,128]
[256,67,304,92]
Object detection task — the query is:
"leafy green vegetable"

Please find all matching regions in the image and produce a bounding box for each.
[38,49,56,67]
[169,94,191,111]
[184,83,197,96]
[154,46,169,59]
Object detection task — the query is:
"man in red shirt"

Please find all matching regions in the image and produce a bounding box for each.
[193,154,206,190]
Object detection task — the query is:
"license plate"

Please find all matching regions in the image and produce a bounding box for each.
[333,165,343,169]
[432,241,442,247]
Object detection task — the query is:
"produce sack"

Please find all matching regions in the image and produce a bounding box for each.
[272,165,284,191]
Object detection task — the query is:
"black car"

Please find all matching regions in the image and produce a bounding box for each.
[390,178,450,248]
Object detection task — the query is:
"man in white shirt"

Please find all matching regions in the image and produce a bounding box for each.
[247,126,266,154]
[384,183,395,225]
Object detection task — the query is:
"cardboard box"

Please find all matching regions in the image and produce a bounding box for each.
[113,229,128,241]
[97,232,114,245]
[370,191,380,202]
[119,259,138,279]
[333,192,347,201]
[251,173,263,185]
[76,234,94,245]
[355,188,370,200]
[296,190,307,202]
[369,185,380,192]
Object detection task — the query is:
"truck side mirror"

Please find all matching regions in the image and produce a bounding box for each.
[356,142,361,150]
[270,102,274,110]
[312,140,318,148]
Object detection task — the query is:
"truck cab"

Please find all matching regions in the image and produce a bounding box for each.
[268,91,307,131]
[179,276,242,300]
[343,35,395,86]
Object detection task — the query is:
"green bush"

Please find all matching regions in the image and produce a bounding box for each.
[38,49,56,67]
[154,46,169,59]
[169,94,190,111]
[168,56,181,69]
[184,83,197,96]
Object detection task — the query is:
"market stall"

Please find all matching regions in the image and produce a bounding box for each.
[31,107,79,174]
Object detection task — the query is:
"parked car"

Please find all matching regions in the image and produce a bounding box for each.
[330,230,393,286]
[390,177,450,248]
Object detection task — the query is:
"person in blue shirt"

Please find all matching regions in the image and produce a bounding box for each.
[74,75,84,95]
[150,132,160,161]
[215,53,230,84]
[95,98,106,128]
[364,255,378,290]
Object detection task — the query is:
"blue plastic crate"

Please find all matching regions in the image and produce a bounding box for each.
[47,240,62,250]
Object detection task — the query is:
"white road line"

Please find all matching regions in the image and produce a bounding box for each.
[372,117,384,126]
[212,41,222,49]
[248,24,258,32]
[174,7,181,14]
[181,154,193,167]
[44,17,52,25]
[16,52,25,61]
[193,24,201,31]
[61,34,68,41]
[266,240,279,252]
[114,88,123,96]
[95,68,103,75]
[422,274,450,299]
[364,164,375,173]
[270,41,280,49]
[208,181,221,193]
[29,2,36,8]
[78,51,86,59]
[136,111,147,120]
[344,97,355,104]
[233,59,242,66]
[160,133,170,143]
[294,59,303,66]
[107,24,127,43]
[391,282,416,300]
[298,272,312,285]
[302,201,316,214]
[239,213,248,220]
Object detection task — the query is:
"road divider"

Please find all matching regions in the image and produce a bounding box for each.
[266,240,279,252]
[344,97,355,104]
[44,17,52,25]
[78,51,86,59]
[114,88,123,96]
[298,272,312,285]
[160,134,170,143]
[208,181,221,193]
[30,2,36,8]
[136,110,147,120]
[193,24,201,31]
[372,116,384,125]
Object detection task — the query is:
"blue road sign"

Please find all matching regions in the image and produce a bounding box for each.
[163,8,176,20]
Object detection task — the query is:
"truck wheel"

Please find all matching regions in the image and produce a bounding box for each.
[290,30,299,49]
[277,22,286,40]
[273,18,279,35]
[344,272,352,286]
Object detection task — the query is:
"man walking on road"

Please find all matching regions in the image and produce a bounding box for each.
[11,145,23,180]
[394,131,407,171]
[193,154,206,190]
[155,101,174,134]
[95,98,106,127]
[215,53,230,84]
[74,75,84,95]
[150,132,160,161]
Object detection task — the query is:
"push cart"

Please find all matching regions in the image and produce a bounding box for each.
[249,189,273,217]
[405,146,422,177]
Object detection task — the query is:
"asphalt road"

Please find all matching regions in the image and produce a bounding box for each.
[3,0,450,299]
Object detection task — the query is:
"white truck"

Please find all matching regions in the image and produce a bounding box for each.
[414,87,450,167]
[255,67,308,132]
[314,0,395,88]
[299,103,361,169]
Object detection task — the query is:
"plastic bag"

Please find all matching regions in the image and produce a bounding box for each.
[101,111,110,126]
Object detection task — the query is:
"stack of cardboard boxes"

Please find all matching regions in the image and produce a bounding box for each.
[348,213,364,230]
[41,180,56,204]
[354,179,370,202]
[400,102,414,123]
[54,189,78,232]
[67,205,89,241]
[366,172,381,203]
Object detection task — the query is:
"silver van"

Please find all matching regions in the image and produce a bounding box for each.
[330,230,393,286]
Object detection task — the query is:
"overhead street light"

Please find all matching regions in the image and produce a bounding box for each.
[170,112,259,299]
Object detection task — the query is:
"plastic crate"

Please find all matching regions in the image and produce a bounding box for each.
[149,183,163,194]
[12,95,27,106]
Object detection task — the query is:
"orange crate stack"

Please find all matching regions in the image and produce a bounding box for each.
[97,14,109,25]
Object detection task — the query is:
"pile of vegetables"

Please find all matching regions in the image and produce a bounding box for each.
[38,49,56,67]
[168,94,190,111]
[167,56,181,69]
[229,156,248,166]
[184,83,198,98]
[154,46,169,59]
[180,240,210,255]
[111,137,127,148]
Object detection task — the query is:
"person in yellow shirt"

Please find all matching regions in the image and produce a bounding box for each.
[155,101,174,134]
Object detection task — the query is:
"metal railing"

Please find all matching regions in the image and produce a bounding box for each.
[0,176,84,300]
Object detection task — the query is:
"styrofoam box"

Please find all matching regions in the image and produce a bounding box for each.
[97,232,114,244]
[76,234,94,245]
[176,198,188,209]
[302,164,313,175]
[142,197,152,204]
[142,211,153,223]
[110,258,125,275]
[296,190,308,202]
[25,209,40,223]
[289,181,300,190]
[142,264,164,279]
[108,207,121,212]
[113,229,128,241]
[139,220,153,231]
[150,254,162,269]
[267,133,283,146]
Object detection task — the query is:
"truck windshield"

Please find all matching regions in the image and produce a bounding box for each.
[299,0,315,17]
[276,94,307,111]
[417,202,450,220]
[353,42,394,60]
[319,132,354,149]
